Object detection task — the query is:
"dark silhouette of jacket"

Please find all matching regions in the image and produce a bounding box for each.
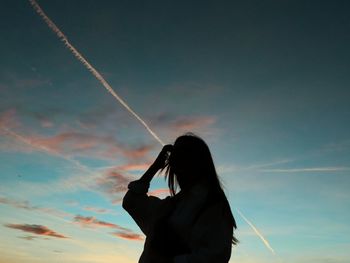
[123,179,233,263]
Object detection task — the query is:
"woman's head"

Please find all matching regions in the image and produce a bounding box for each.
[165,133,218,192]
[168,133,216,189]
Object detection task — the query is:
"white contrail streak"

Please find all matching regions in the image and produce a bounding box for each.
[236,208,276,255]
[27,0,274,254]
[28,0,164,146]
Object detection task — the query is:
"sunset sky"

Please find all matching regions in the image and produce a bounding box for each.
[1,1,350,263]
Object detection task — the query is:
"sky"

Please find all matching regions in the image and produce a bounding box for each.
[0,0,349,262]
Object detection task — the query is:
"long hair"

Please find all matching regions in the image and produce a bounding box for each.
[164,133,238,245]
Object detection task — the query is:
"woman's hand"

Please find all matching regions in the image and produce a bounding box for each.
[138,144,173,185]
[152,144,173,170]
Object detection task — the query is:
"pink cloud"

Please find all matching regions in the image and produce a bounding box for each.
[0,196,71,219]
[122,145,154,159]
[147,188,170,198]
[151,113,217,138]
[5,224,68,238]
[117,163,151,172]
[0,108,154,162]
[74,215,119,228]
[94,169,130,203]
[5,128,154,161]
[73,215,143,241]
[28,132,104,153]
[83,206,114,214]
[112,231,144,241]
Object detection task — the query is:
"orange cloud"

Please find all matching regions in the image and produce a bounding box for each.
[74,215,119,228]
[112,231,144,241]
[73,215,143,241]
[83,206,114,214]
[5,224,68,238]
[117,163,151,172]
[94,168,131,203]
[29,132,106,153]
[4,127,153,161]
[151,113,217,137]
[148,188,170,197]
[0,196,71,219]
[0,108,154,162]
[122,145,154,159]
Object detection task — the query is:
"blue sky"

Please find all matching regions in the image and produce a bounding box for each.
[0,1,349,262]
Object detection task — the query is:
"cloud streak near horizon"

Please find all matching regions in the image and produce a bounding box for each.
[5,224,68,238]
[74,215,143,241]
[261,167,350,173]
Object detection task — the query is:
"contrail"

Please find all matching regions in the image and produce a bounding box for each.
[28,0,164,146]
[236,208,276,255]
[27,0,275,254]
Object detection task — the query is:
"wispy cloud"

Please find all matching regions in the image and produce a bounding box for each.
[119,145,154,160]
[117,163,151,172]
[111,231,144,241]
[83,206,116,215]
[74,215,120,228]
[93,167,132,203]
[218,159,294,174]
[63,200,116,215]
[2,122,154,161]
[28,131,118,158]
[261,167,350,173]
[152,114,217,138]
[5,224,68,238]
[218,159,350,175]
[0,196,34,210]
[170,116,216,132]
[147,188,170,198]
[0,125,149,199]
[73,215,143,241]
[0,127,88,171]
[0,196,72,219]
[0,142,129,201]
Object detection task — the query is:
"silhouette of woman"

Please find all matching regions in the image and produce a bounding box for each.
[123,133,238,263]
